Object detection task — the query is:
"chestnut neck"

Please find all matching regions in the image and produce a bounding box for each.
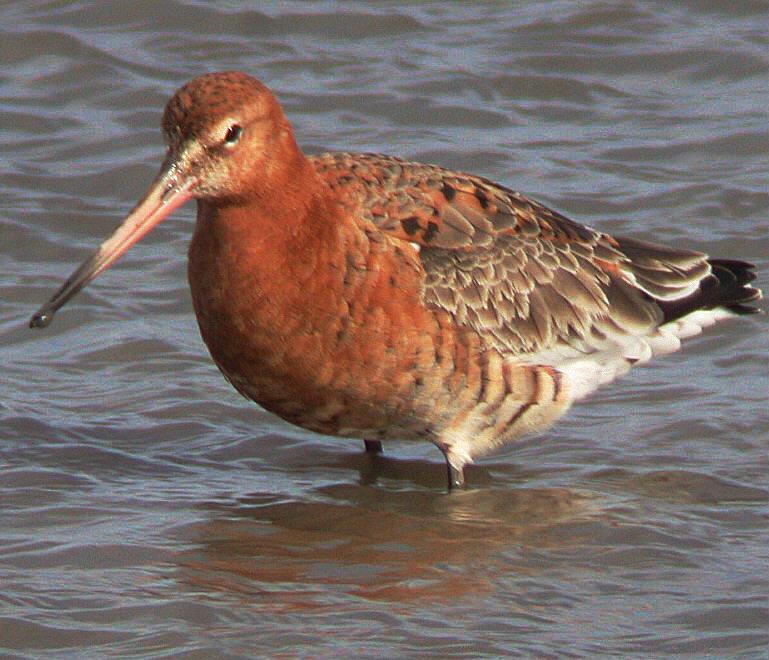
[190,141,341,310]
[203,127,324,225]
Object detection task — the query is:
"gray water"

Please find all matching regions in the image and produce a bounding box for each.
[1,1,768,657]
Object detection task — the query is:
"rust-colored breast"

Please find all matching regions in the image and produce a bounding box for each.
[186,189,491,443]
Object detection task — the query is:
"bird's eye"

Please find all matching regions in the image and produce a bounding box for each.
[224,124,242,145]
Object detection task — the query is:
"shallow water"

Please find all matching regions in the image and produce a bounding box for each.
[1,1,768,657]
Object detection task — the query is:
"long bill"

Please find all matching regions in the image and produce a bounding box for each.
[29,158,195,329]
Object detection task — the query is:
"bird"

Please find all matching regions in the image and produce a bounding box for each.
[30,71,762,489]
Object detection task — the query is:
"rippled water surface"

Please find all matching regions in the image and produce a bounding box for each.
[2,1,768,657]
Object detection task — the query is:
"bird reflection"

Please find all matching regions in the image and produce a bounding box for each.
[175,460,596,607]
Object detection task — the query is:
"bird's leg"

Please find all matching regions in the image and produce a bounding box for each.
[446,461,466,490]
[364,439,383,454]
[433,441,467,490]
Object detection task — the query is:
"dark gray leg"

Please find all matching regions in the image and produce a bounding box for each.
[433,441,466,490]
[364,439,383,454]
[446,460,466,490]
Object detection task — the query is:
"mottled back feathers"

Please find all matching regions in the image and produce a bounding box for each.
[312,152,761,365]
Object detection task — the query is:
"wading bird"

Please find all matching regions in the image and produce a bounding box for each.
[31,72,762,489]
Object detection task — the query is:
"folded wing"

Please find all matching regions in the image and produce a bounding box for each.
[313,153,761,400]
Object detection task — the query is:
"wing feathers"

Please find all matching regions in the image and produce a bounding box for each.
[311,152,762,390]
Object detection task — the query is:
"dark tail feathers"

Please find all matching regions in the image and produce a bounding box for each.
[659,259,762,323]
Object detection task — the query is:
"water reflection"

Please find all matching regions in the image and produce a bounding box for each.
[177,464,596,606]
